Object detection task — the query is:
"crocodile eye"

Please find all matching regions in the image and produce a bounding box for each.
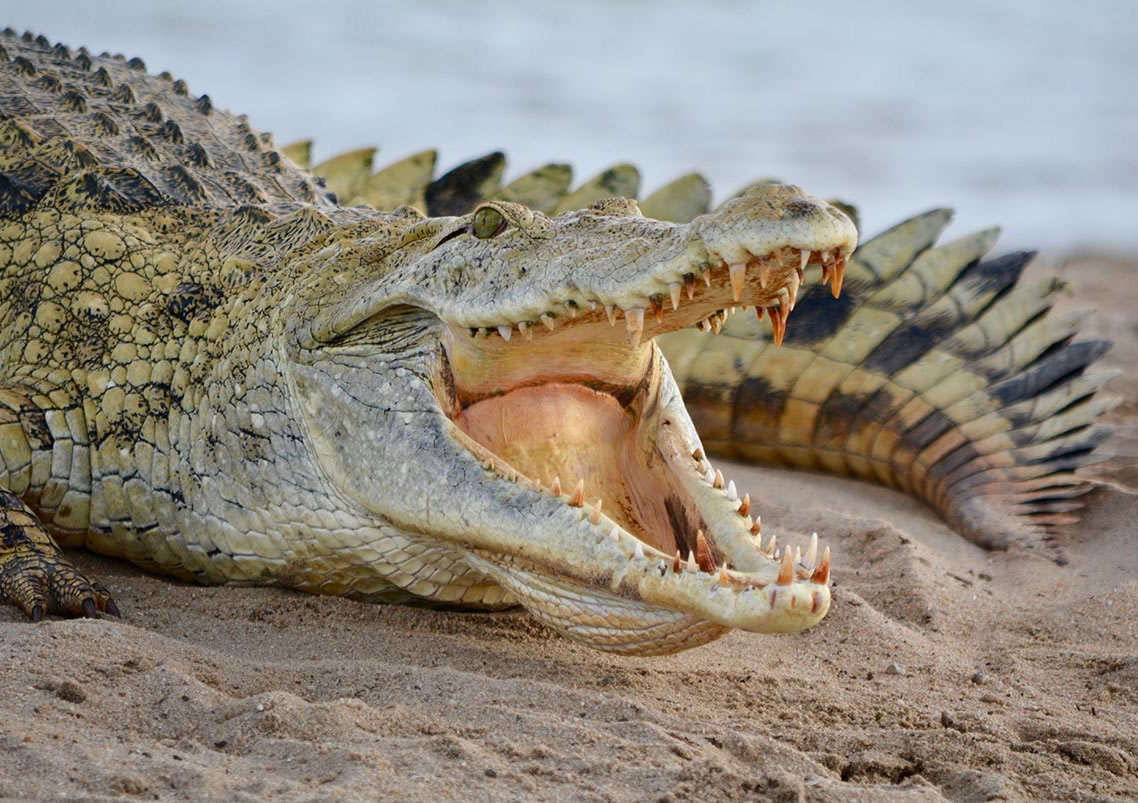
[472,206,507,239]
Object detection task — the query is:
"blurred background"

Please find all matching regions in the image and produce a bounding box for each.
[3,0,1136,252]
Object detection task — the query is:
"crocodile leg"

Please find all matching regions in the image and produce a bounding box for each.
[0,384,118,620]
[0,488,119,620]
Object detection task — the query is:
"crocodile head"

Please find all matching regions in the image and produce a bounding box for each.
[286,184,857,655]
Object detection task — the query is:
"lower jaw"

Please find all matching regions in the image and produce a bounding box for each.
[463,551,730,656]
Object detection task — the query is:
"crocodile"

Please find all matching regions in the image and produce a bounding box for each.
[0,30,1115,655]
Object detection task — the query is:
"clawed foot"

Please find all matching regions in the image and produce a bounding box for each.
[1,491,122,621]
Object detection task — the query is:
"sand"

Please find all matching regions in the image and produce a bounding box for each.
[1,253,1135,802]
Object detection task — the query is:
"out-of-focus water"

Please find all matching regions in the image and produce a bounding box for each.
[4,0,1137,251]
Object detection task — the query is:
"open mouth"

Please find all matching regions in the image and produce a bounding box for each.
[439,245,845,588]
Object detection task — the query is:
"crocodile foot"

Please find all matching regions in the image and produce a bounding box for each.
[1,489,120,621]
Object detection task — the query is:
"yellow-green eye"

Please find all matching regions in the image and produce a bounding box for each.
[472,206,507,239]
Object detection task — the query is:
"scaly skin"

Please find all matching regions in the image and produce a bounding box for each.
[0,30,858,654]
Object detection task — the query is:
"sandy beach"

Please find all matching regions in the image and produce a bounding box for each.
[1,250,1134,802]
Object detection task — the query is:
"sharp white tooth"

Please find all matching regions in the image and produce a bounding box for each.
[609,526,620,542]
[518,320,532,340]
[497,325,512,341]
[540,313,556,331]
[759,259,773,289]
[634,541,645,559]
[794,545,802,565]
[800,249,810,271]
[726,480,738,502]
[605,305,617,326]
[806,532,818,568]
[686,552,698,572]
[588,499,603,524]
[564,301,578,318]
[821,249,833,263]
[765,534,777,556]
[787,270,801,311]
[703,467,715,485]
[713,469,725,490]
[728,262,746,301]
[625,307,645,348]
[551,476,562,496]
[588,300,598,311]
[702,269,711,288]
[669,282,682,310]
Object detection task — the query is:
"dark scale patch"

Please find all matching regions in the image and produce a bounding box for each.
[781,198,817,219]
[11,55,36,77]
[664,494,698,558]
[140,101,163,123]
[157,71,172,81]
[0,171,42,216]
[165,281,222,323]
[780,284,858,346]
[901,409,954,452]
[125,135,159,162]
[0,44,7,63]
[183,142,210,167]
[126,56,146,71]
[0,118,40,150]
[969,251,1035,296]
[814,389,876,444]
[990,340,1112,405]
[33,34,50,48]
[109,84,135,104]
[66,168,167,213]
[863,310,956,376]
[34,74,62,94]
[195,94,212,115]
[242,132,261,152]
[425,151,505,216]
[2,161,60,201]
[90,111,119,136]
[232,204,275,225]
[73,53,91,71]
[51,43,72,60]
[220,171,268,204]
[160,119,183,143]
[851,387,901,426]
[92,66,113,87]
[925,442,983,486]
[172,79,188,95]
[162,164,209,204]
[61,88,87,113]
[730,375,788,441]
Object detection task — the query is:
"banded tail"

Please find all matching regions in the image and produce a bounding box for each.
[288,143,1118,558]
[660,211,1118,559]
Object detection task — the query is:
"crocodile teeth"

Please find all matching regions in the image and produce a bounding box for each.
[518,320,532,341]
[805,532,818,569]
[778,288,790,319]
[754,306,764,322]
[701,268,712,288]
[703,467,715,485]
[686,551,698,572]
[769,305,786,346]
[831,255,846,298]
[695,529,717,573]
[712,469,725,490]
[728,262,746,301]
[776,548,794,585]
[738,493,751,518]
[625,307,645,348]
[605,305,617,326]
[787,270,801,311]
[563,301,577,318]
[540,313,556,331]
[751,515,762,535]
[684,273,696,299]
[609,526,620,543]
[759,259,774,289]
[497,324,512,341]
[800,249,810,272]
[764,533,777,557]
[551,476,562,496]
[726,480,738,502]
[718,565,731,586]
[634,540,645,560]
[811,546,831,584]
[794,545,802,565]
[673,551,683,573]
[588,499,603,524]
[669,282,682,310]
[569,479,585,507]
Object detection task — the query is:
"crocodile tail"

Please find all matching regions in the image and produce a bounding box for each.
[658,209,1118,560]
